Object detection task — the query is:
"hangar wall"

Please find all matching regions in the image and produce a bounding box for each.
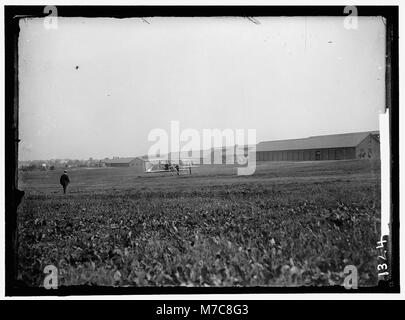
[256,147,357,161]
[355,135,380,160]
[105,158,145,172]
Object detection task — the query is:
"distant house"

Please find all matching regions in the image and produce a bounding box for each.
[256,131,380,161]
[104,157,145,172]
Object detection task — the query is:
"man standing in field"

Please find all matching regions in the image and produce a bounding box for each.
[60,170,70,194]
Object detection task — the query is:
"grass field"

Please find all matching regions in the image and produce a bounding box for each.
[17,160,381,287]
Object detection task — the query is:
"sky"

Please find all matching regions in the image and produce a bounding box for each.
[18,16,386,160]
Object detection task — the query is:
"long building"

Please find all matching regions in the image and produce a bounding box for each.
[104,157,145,172]
[256,131,380,161]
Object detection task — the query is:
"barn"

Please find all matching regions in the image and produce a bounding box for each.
[256,131,380,161]
[104,157,145,172]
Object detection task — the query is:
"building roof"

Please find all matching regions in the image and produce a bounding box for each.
[256,131,379,152]
[104,157,142,164]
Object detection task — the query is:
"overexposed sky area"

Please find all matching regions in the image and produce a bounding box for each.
[18,16,386,160]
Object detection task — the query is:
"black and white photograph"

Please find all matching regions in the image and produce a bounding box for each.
[3,4,399,298]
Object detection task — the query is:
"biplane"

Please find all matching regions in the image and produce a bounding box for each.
[145,159,198,175]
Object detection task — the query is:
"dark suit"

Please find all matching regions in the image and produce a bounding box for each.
[60,173,70,194]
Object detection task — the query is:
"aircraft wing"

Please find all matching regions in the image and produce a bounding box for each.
[145,168,171,173]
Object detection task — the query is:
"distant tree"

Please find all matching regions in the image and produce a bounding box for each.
[28,164,38,171]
